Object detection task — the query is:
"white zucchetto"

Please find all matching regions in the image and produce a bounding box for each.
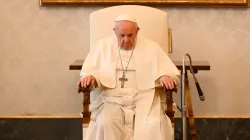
[115,14,137,23]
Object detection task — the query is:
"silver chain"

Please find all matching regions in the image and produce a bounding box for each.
[118,45,135,73]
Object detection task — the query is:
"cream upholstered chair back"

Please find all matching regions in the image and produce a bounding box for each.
[89,5,170,54]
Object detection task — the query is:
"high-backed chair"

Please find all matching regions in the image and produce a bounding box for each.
[79,4,177,139]
[89,5,171,53]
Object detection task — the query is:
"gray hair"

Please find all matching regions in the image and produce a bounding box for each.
[114,21,138,30]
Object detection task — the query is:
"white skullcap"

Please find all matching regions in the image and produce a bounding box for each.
[115,14,137,23]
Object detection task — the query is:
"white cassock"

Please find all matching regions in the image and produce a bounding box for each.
[81,35,180,140]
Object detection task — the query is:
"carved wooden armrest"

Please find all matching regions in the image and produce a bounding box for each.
[78,85,91,124]
[164,87,177,124]
[78,85,91,93]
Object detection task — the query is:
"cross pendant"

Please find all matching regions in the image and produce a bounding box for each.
[119,72,128,88]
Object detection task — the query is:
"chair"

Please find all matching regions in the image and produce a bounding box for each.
[79,4,177,138]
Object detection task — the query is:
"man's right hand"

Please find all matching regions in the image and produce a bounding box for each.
[77,76,98,88]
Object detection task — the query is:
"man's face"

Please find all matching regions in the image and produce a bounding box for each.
[114,21,140,50]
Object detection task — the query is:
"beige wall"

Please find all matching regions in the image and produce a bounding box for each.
[0,0,250,116]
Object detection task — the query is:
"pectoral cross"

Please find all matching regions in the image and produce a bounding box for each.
[119,72,128,88]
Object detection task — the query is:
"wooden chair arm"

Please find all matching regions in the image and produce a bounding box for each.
[78,85,91,93]
[164,87,177,124]
[78,85,91,124]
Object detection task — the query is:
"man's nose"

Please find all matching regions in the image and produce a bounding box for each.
[124,36,129,42]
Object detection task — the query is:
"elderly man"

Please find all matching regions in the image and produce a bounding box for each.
[78,14,180,140]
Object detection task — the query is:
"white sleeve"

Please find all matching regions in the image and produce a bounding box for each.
[80,71,90,79]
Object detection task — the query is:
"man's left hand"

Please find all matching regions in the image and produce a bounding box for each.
[160,76,176,89]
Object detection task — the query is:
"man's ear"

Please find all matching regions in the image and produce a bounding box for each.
[137,27,140,32]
